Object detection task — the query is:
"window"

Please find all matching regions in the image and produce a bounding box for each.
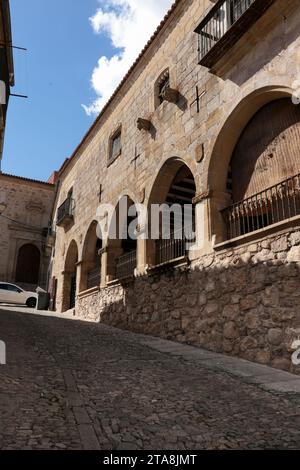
[109,128,122,164]
[7,285,22,293]
[0,284,8,291]
[155,69,170,108]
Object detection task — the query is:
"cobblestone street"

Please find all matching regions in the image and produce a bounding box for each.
[1,309,300,450]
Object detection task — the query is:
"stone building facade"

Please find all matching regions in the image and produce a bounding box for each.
[0,173,55,290]
[50,0,300,372]
[0,0,14,165]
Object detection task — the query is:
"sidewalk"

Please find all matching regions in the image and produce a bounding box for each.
[0,304,82,321]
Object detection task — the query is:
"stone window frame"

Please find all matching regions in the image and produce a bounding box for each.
[154,68,170,109]
[107,125,122,167]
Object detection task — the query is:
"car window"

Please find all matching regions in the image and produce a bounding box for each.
[0,284,8,290]
[7,285,22,293]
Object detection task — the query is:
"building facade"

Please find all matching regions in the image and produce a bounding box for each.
[50,0,300,372]
[0,173,55,290]
[0,0,14,166]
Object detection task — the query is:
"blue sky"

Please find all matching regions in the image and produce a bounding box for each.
[2,0,172,182]
[3,0,109,181]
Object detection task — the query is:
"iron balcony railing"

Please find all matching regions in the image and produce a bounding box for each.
[87,267,101,290]
[57,197,74,225]
[155,225,195,266]
[221,173,300,240]
[195,0,275,67]
[115,250,137,281]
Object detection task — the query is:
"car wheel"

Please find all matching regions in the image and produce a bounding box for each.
[26,297,37,308]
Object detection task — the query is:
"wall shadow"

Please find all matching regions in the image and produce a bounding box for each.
[88,232,300,376]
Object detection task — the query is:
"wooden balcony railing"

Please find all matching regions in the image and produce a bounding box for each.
[155,226,195,266]
[56,197,74,226]
[115,250,137,281]
[195,0,275,68]
[87,267,101,290]
[221,173,300,240]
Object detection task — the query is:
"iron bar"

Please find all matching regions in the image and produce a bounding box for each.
[115,250,137,280]
[221,173,300,240]
[57,197,74,225]
[87,268,101,290]
[196,0,255,62]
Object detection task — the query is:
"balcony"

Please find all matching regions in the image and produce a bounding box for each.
[195,0,276,68]
[56,197,74,227]
[115,250,137,281]
[221,173,300,241]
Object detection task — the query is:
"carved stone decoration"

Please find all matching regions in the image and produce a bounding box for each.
[192,189,213,205]
[162,87,179,104]
[139,188,145,203]
[137,118,151,131]
[195,143,205,163]
[26,201,45,214]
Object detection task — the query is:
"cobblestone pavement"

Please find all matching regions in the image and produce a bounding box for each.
[1,309,300,450]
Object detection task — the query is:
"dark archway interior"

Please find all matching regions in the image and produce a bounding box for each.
[165,165,196,234]
[63,241,78,311]
[107,196,138,281]
[81,222,103,291]
[15,244,40,285]
[147,161,196,266]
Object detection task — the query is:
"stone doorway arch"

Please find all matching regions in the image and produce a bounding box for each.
[80,221,103,292]
[62,240,78,311]
[15,244,40,285]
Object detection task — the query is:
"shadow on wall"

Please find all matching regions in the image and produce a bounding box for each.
[214,0,299,85]
[78,231,300,375]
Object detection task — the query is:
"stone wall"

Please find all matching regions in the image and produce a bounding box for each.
[77,225,300,374]
[0,174,55,289]
[51,0,300,312]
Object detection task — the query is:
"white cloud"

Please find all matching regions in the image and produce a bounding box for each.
[82,0,174,116]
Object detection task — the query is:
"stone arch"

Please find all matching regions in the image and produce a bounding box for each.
[147,157,199,206]
[106,195,138,282]
[206,85,296,242]
[15,243,41,285]
[62,240,78,311]
[207,86,294,193]
[146,157,197,266]
[80,221,103,292]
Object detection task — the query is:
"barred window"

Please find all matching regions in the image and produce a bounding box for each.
[109,127,122,164]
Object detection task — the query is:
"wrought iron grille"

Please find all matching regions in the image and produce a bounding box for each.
[57,197,74,225]
[87,267,101,290]
[221,173,300,240]
[115,250,137,280]
[196,0,254,62]
[155,226,195,266]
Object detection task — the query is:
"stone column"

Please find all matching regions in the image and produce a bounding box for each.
[136,224,148,276]
[189,190,213,260]
[99,246,108,288]
[75,261,83,298]
[209,190,232,245]
[106,239,123,283]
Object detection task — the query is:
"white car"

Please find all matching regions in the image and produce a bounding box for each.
[0,282,38,308]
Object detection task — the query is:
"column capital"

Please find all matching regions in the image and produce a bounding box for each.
[192,189,213,204]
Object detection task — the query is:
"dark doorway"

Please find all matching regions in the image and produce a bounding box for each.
[15,244,40,284]
[70,274,77,309]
